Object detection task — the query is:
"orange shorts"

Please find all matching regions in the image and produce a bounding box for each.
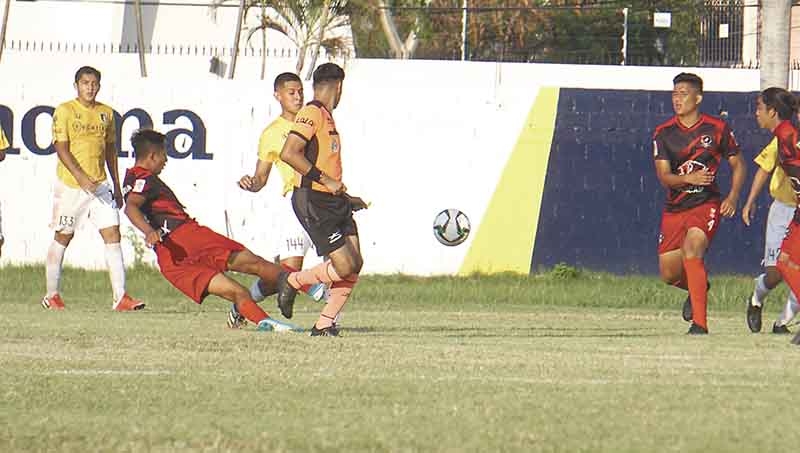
[155,221,246,303]
[779,221,800,262]
[658,199,721,255]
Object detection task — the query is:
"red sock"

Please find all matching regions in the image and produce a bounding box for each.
[236,299,269,324]
[777,260,800,305]
[683,258,708,329]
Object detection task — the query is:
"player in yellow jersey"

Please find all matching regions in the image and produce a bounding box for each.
[232,72,327,328]
[742,137,798,333]
[42,66,145,311]
[0,125,9,257]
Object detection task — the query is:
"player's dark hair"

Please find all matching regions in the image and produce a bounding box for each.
[673,72,703,94]
[131,129,166,160]
[312,63,345,87]
[760,87,799,121]
[74,66,101,83]
[274,72,302,91]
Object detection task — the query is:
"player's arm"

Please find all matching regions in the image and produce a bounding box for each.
[654,160,713,189]
[280,134,345,194]
[742,168,771,226]
[239,159,272,192]
[104,116,123,206]
[123,193,161,247]
[720,153,746,217]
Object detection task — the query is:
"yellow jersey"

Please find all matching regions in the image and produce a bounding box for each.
[754,137,797,206]
[258,116,297,197]
[0,127,9,150]
[52,99,116,188]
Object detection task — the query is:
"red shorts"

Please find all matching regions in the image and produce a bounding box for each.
[779,222,800,261]
[658,199,721,255]
[154,221,246,303]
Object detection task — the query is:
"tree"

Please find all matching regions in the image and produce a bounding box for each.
[211,0,352,78]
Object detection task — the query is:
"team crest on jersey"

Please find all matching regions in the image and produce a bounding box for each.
[790,176,800,195]
[331,140,339,153]
[133,179,147,193]
[99,113,108,123]
[700,135,713,148]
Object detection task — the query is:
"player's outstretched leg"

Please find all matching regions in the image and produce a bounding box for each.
[42,233,70,310]
[748,268,781,333]
[658,250,694,322]
[682,228,710,335]
[227,249,298,319]
[207,273,301,332]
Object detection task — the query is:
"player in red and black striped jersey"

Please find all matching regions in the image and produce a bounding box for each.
[122,129,302,333]
[753,88,800,344]
[653,73,746,335]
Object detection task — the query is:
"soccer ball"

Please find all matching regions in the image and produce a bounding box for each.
[433,209,471,246]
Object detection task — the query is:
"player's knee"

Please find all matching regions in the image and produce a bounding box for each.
[54,232,73,246]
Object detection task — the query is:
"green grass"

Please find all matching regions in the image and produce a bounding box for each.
[1,265,798,452]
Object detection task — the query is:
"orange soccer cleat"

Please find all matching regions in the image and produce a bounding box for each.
[113,294,146,312]
[41,293,66,310]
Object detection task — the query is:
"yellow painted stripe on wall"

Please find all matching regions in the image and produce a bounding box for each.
[459,87,560,275]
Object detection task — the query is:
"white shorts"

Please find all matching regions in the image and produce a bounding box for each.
[50,180,120,234]
[764,200,796,267]
[273,193,314,259]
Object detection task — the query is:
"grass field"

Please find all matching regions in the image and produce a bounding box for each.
[1,265,799,452]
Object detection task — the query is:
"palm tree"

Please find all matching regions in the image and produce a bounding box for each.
[211,0,352,79]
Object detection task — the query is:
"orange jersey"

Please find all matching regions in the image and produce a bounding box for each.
[289,100,342,193]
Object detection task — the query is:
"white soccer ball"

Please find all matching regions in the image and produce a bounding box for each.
[433,209,471,246]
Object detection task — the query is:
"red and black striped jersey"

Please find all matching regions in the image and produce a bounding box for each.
[122,166,191,234]
[653,114,740,212]
[774,120,800,224]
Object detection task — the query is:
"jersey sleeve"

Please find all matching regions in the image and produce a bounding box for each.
[719,123,741,158]
[290,105,322,141]
[0,127,9,150]
[652,130,669,161]
[753,138,778,172]
[52,104,70,143]
[123,173,157,202]
[257,127,282,163]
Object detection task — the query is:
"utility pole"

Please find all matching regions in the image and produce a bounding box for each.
[620,7,628,65]
[759,0,791,89]
[461,0,468,61]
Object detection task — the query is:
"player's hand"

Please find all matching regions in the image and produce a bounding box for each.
[0,149,6,162]
[742,202,756,226]
[683,169,714,187]
[721,196,738,218]
[144,230,162,248]
[238,175,255,191]
[79,178,100,195]
[321,174,346,195]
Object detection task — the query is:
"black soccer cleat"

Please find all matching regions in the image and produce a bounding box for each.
[681,281,710,323]
[310,323,340,337]
[682,296,693,322]
[275,271,298,319]
[687,323,708,335]
[747,300,763,333]
[773,323,792,335]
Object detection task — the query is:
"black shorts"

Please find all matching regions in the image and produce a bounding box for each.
[291,188,358,256]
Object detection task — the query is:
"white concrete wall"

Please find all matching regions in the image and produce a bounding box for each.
[0,57,773,276]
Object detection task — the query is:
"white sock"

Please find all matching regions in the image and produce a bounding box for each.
[46,241,67,296]
[250,279,265,302]
[104,243,126,304]
[777,292,800,326]
[752,274,770,307]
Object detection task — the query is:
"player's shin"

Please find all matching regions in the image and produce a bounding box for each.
[683,258,708,329]
[235,299,269,324]
[104,243,126,304]
[778,291,800,326]
[315,275,358,328]
[45,241,67,296]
